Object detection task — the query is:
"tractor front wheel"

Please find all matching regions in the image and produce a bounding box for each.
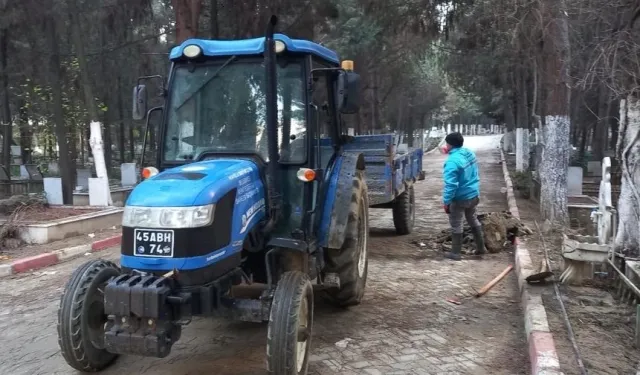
[267,271,314,375]
[57,259,120,372]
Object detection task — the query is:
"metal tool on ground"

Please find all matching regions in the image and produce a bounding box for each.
[526,250,553,283]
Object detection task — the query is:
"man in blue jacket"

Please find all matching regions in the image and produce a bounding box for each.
[441,132,485,260]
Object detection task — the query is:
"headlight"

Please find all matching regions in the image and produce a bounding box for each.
[183,44,202,58]
[274,40,286,53]
[122,204,215,229]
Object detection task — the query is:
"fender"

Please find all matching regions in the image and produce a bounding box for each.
[318,152,366,249]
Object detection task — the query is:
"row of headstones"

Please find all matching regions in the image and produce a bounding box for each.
[43,163,139,206]
[445,124,505,135]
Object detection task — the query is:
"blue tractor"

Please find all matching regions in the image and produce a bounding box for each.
[57,17,369,375]
[57,14,427,374]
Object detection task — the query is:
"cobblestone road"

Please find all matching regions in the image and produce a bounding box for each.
[0,135,528,375]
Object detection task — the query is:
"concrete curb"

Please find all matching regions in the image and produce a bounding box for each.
[0,234,122,278]
[499,148,564,375]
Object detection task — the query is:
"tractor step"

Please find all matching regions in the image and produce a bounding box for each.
[323,272,341,289]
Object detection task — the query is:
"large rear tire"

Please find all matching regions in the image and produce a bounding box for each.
[323,170,369,307]
[392,184,415,235]
[57,259,120,372]
[266,271,314,375]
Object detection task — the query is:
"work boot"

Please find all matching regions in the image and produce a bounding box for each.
[471,226,486,256]
[444,233,462,261]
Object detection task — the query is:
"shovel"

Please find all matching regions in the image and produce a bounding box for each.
[525,257,553,283]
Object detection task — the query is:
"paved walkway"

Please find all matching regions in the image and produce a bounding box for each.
[0,135,527,375]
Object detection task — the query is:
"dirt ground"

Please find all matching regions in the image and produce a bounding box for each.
[2,206,98,222]
[0,226,121,264]
[506,154,640,375]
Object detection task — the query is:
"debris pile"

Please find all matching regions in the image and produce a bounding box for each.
[0,195,48,249]
[418,211,533,254]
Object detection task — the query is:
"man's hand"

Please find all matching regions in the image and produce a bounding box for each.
[443,204,450,214]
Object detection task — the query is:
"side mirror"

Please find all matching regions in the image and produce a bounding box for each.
[336,71,360,114]
[132,84,148,121]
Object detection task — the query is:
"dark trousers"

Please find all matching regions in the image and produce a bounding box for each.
[449,197,481,234]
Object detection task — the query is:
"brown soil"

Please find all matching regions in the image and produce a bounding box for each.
[415,211,531,255]
[2,206,98,223]
[506,154,640,375]
[0,226,121,264]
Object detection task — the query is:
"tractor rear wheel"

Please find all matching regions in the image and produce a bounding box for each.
[392,184,415,235]
[267,271,314,375]
[322,170,369,307]
[57,259,120,372]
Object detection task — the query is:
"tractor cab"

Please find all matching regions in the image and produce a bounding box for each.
[133,33,358,241]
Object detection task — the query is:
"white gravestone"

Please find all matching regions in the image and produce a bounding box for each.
[89,177,110,206]
[76,168,91,190]
[48,161,60,175]
[19,165,29,179]
[447,124,452,134]
[567,166,584,196]
[587,161,602,177]
[121,163,138,187]
[43,177,63,205]
[597,157,613,245]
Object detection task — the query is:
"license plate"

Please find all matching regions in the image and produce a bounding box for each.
[133,229,174,257]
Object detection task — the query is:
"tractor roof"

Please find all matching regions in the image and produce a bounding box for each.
[169,34,339,65]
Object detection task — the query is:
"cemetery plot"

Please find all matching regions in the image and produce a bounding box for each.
[0,226,121,264]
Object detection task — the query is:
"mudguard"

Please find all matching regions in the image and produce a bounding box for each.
[318,152,366,249]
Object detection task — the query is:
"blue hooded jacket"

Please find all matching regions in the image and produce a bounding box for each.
[442,147,480,205]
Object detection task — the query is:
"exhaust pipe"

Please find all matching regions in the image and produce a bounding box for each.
[262,15,281,234]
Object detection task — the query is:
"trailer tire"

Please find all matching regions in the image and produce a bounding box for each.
[322,170,369,307]
[392,184,415,235]
[57,259,120,372]
[267,271,314,375]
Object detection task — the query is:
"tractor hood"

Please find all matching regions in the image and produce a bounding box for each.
[126,159,260,207]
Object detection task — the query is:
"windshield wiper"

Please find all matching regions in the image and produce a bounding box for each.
[175,55,238,110]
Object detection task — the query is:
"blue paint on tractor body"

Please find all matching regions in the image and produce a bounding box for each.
[122,159,266,271]
[169,34,340,65]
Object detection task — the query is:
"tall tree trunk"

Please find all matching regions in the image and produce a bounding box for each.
[172,0,202,43]
[539,0,571,224]
[610,98,620,152]
[516,65,530,171]
[593,83,609,161]
[501,77,516,152]
[0,28,12,167]
[47,17,75,203]
[117,77,126,163]
[209,0,219,38]
[69,6,112,204]
[18,100,31,163]
[614,96,640,257]
[100,25,113,171]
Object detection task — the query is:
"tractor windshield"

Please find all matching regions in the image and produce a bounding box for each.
[164,59,306,163]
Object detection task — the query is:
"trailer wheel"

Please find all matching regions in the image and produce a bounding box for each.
[57,259,120,372]
[323,170,369,307]
[267,271,314,375]
[392,184,415,235]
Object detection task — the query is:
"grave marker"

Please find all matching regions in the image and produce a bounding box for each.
[43,178,64,205]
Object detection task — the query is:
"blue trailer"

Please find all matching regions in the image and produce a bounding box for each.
[56,16,425,375]
[342,134,425,234]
